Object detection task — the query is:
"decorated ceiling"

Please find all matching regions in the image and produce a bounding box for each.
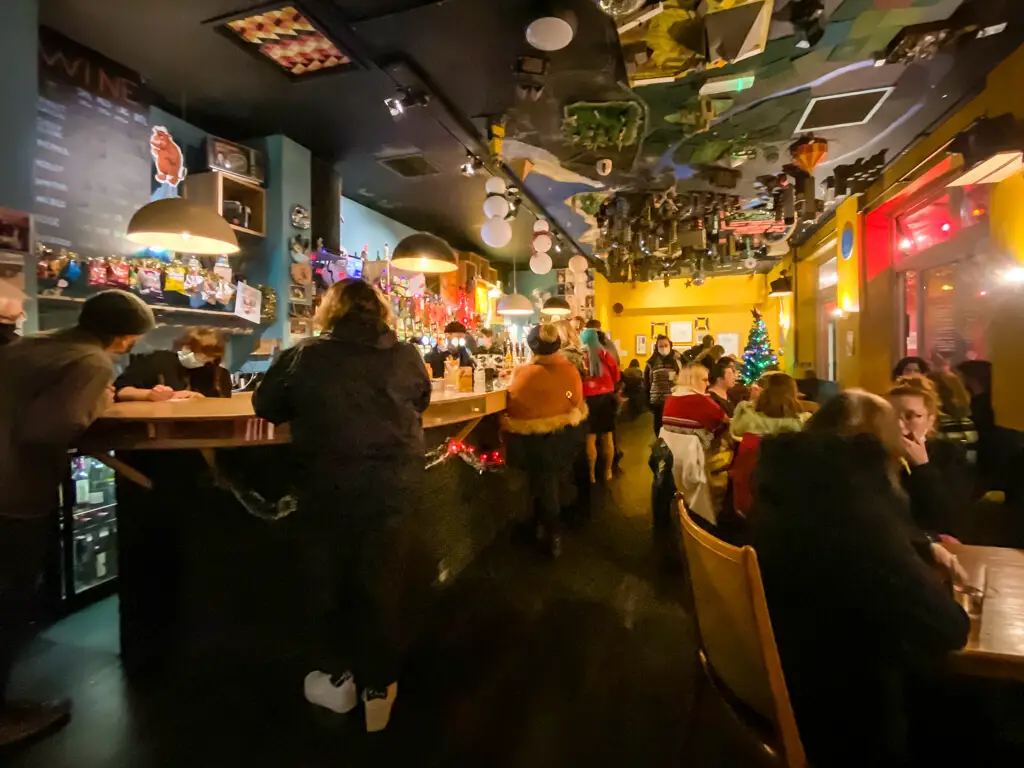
[504,0,1017,281]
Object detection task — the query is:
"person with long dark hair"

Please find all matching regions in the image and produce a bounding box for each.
[752,391,969,766]
[254,279,430,733]
[580,327,620,483]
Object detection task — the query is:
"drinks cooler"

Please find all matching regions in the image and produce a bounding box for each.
[56,455,119,610]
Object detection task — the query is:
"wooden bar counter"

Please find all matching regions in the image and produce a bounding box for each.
[75,388,523,676]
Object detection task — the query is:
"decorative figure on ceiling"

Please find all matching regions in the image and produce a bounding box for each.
[788,136,828,175]
[150,126,186,200]
[562,102,643,151]
[596,158,613,176]
[822,150,887,198]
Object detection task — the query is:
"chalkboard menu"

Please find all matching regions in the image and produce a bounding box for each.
[35,28,152,258]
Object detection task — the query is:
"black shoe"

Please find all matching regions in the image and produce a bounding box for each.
[0,700,72,747]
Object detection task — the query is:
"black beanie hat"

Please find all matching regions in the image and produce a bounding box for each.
[78,290,156,338]
[528,324,561,356]
[444,320,467,334]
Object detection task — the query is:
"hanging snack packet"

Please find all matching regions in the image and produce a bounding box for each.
[88,257,108,287]
[164,260,186,294]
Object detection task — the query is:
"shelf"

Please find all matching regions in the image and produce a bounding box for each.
[38,295,256,331]
[73,502,117,518]
[230,224,264,237]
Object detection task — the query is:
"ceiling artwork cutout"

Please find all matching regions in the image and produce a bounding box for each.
[213,3,357,79]
[794,87,895,133]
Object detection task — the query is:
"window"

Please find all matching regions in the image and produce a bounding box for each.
[894,186,991,266]
[915,260,992,367]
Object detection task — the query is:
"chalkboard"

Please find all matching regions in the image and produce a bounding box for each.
[35,28,152,258]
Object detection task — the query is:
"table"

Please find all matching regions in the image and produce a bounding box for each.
[945,544,1024,682]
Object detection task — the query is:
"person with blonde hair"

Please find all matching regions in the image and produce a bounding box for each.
[504,323,586,557]
[888,376,971,537]
[751,390,969,766]
[255,278,430,733]
[553,318,586,378]
[659,363,727,524]
[928,369,979,466]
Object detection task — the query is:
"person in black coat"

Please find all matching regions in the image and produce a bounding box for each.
[888,377,972,537]
[752,392,969,767]
[254,278,430,733]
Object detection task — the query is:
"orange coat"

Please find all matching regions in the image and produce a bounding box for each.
[505,352,587,435]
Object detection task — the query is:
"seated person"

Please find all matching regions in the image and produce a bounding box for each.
[116,327,232,401]
[424,321,474,378]
[752,391,969,767]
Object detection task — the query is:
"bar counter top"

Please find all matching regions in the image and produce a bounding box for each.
[79,388,508,451]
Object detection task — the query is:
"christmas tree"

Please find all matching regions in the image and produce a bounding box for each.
[740,308,778,384]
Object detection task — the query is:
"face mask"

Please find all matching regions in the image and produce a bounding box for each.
[178,350,205,369]
[657,346,671,356]
[479,337,491,349]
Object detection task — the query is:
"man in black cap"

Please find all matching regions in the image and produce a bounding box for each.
[424,320,474,378]
[0,289,154,746]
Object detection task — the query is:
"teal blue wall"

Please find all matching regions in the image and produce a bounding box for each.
[1,0,39,330]
[510,269,559,324]
[341,197,416,260]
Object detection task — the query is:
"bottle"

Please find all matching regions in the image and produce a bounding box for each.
[73,458,90,506]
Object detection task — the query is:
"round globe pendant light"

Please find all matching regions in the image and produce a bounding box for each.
[526,10,577,52]
[529,252,552,275]
[541,296,571,316]
[126,197,240,255]
[390,232,458,274]
[481,218,513,248]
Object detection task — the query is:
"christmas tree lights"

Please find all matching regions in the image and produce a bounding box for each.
[740,308,778,384]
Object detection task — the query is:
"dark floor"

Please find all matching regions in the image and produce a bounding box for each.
[6,415,770,768]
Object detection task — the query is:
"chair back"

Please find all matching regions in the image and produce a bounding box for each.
[678,499,806,768]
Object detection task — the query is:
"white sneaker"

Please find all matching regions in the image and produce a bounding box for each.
[363,682,398,733]
[303,670,357,714]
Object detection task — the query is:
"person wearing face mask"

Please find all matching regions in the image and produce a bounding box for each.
[888,377,971,538]
[115,327,232,401]
[424,321,474,378]
[0,289,154,746]
[643,335,682,435]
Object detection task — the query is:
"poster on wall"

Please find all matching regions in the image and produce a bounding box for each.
[234,282,262,324]
[35,28,153,258]
[718,332,740,358]
[635,335,647,356]
[669,321,693,344]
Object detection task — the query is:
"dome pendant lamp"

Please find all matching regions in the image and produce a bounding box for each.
[541,296,571,316]
[390,232,458,274]
[126,197,240,255]
[497,248,533,317]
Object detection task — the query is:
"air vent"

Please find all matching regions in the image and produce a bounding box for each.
[377,154,440,178]
[794,87,894,133]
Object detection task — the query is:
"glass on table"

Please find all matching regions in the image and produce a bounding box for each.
[953,561,986,642]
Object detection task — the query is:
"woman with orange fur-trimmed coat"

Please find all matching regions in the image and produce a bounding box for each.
[504,323,587,557]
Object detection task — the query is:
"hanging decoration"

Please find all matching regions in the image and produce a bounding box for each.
[568,254,589,274]
[596,158,613,176]
[481,176,514,248]
[788,136,828,175]
[150,126,187,192]
[425,438,505,473]
[481,218,513,248]
[530,252,553,275]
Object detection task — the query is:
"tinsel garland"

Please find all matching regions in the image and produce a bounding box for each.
[425,439,505,473]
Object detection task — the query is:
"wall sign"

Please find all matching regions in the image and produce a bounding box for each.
[35,28,152,256]
[841,223,855,260]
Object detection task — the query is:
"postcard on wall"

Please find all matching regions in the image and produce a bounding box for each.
[635,335,647,356]
[669,321,692,344]
[235,281,262,324]
[718,332,740,358]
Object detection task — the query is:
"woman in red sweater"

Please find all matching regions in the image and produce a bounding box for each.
[580,328,620,483]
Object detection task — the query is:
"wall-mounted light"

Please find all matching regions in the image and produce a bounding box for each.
[768,272,794,297]
[384,89,430,119]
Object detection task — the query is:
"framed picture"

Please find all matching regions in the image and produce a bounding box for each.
[650,321,668,338]
[206,137,264,184]
[635,335,647,356]
[0,207,33,258]
[695,316,710,332]
[206,2,364,81]
[669,320,693,344]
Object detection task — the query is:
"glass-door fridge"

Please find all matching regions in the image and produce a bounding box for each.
[58,454,119,610]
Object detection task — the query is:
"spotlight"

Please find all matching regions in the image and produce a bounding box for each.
[940,222,951,233]
[460,155,482,177]
[384,90,430,119]
[899,238,913,251]
[1002,266,1024,285]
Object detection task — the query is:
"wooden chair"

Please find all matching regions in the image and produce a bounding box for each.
[678,498,807,768]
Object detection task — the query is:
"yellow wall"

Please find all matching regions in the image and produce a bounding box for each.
[593,272,788,366]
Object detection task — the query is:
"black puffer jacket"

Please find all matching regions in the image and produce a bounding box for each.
[752,432,969,767]
[254,316,431,504]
